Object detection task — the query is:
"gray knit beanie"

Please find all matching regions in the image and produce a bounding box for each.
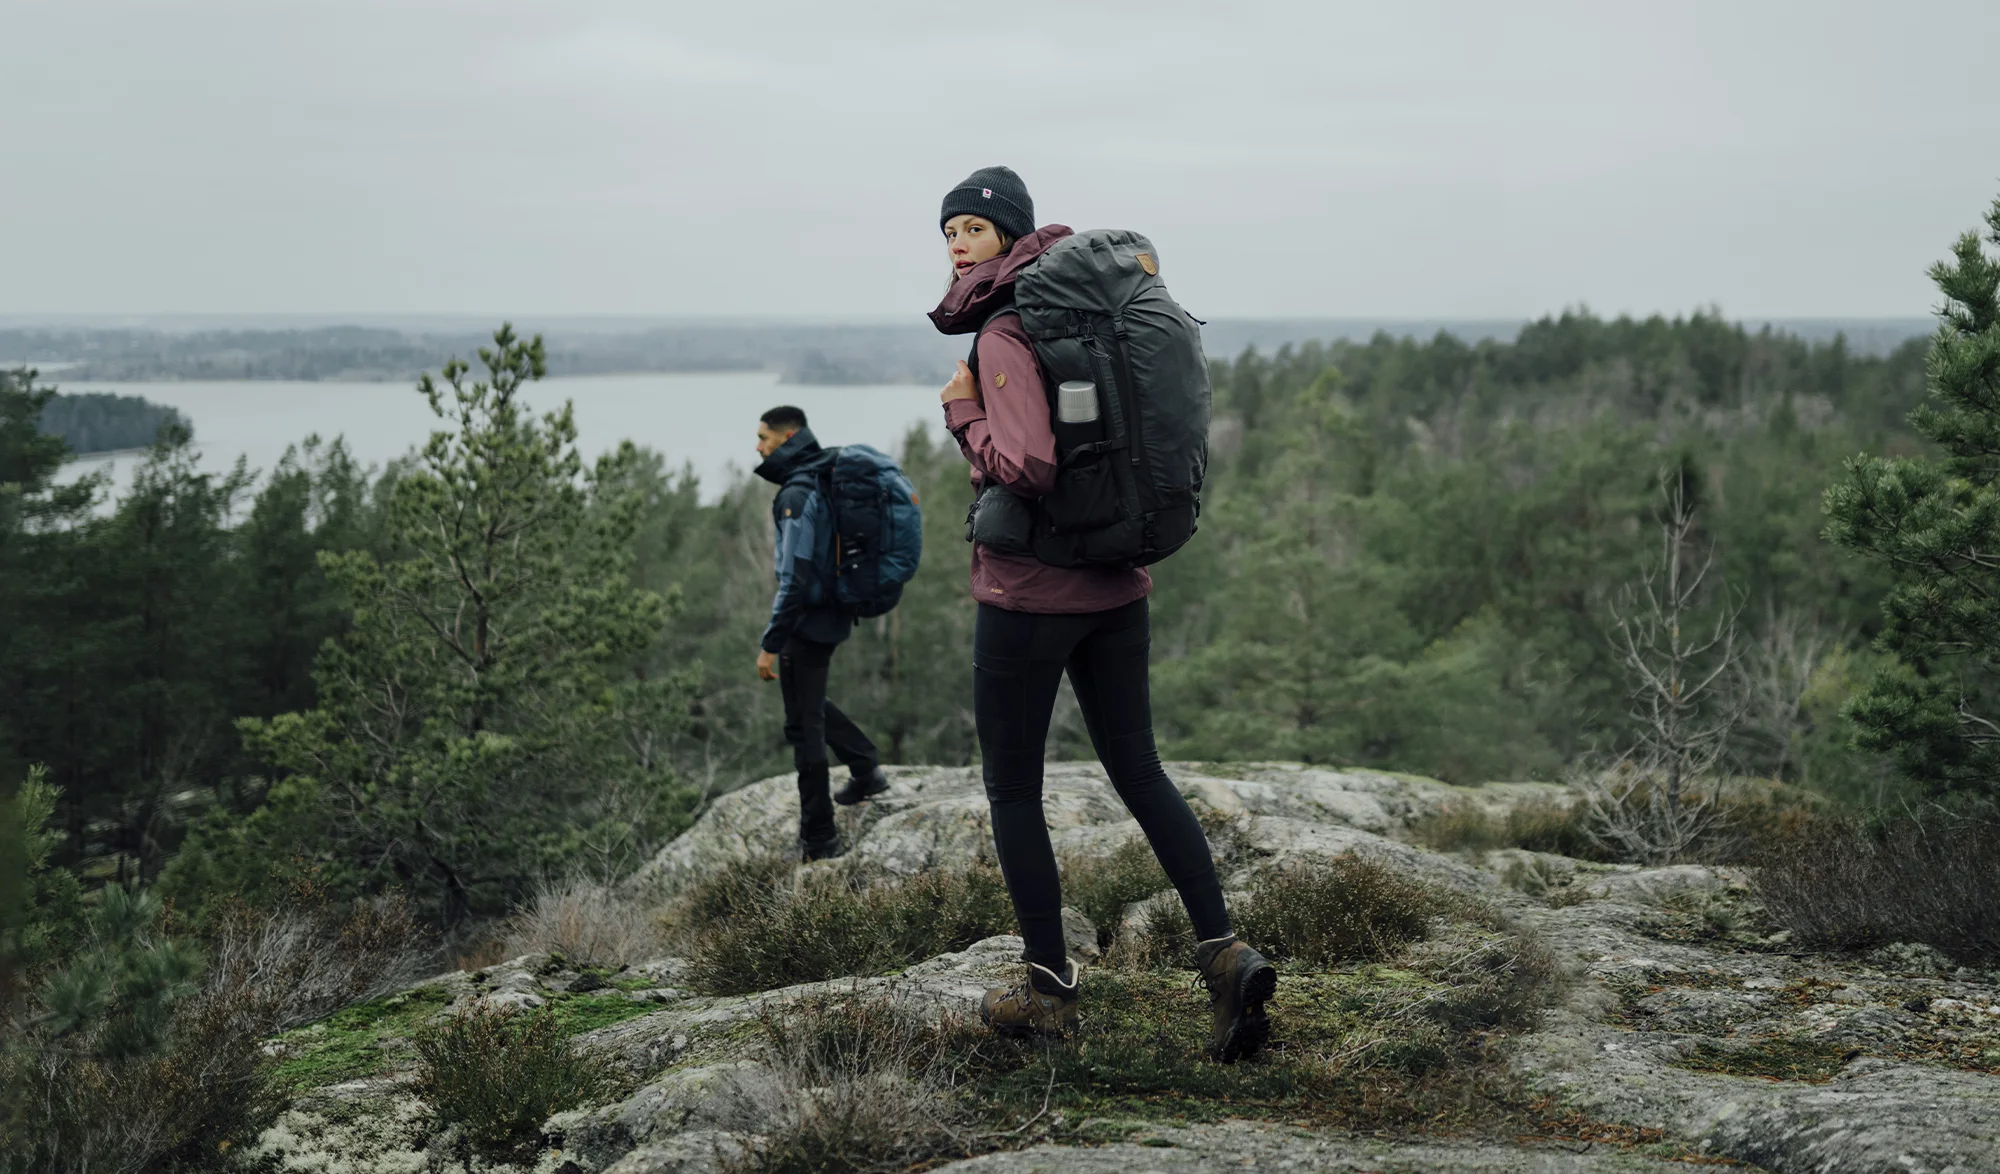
[939,166,1035,242]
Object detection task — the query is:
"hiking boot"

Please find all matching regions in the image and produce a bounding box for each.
[980,959,1080,1038]
[1196,935,1276,1063]
[833,765,890,806]
[798,831,843,862]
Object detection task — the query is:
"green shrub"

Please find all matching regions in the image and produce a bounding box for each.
[1058,839,1169,951]
[1754,805,2000,964]
[1234,855,1449,965]
[412,1003,616,1164]
[680,860,1014,996]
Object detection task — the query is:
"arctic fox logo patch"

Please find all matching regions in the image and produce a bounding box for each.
[981,188,992,198]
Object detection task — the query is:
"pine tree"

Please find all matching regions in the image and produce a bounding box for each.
[1824,192,2000,794]
[221,326,693,923]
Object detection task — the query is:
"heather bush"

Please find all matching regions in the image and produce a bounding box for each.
[1058,838,1170,951]
[1235,855,1452,966]
[0,882,426,1174]
[679,858,1014,995]
[413,1002,617,1164]
[724,993,995,1174]
[1754,805,2000,964]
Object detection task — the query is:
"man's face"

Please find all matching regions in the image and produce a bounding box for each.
[756,422,797,458]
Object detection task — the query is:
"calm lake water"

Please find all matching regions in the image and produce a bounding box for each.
[55,372,949,504]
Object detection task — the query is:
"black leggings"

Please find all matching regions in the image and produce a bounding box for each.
[973,598,1231,970]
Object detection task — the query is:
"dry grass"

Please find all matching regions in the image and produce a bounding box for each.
[1415,783,1825,869]
[722,993,1004,1174]
[1411,797,1602,859]
[1754,805,2000,964]
[1407,930,1564,1034]
[205,892,431,1032]
[503,874,670,969]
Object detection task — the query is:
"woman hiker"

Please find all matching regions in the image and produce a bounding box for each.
[928,165,1277,1062]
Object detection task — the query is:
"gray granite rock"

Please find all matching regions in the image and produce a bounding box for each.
[925,1119,1710,1173]
[633,763,1501,902]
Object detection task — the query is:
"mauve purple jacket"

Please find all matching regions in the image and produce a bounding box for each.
[929,225,1151,615]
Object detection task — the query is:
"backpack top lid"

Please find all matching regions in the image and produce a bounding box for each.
[1013,229,1166,319]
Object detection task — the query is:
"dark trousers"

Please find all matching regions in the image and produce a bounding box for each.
[779,637,879,840]
[973,598,1231,970]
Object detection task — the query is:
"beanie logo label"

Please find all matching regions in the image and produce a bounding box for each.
[981,188,992,198]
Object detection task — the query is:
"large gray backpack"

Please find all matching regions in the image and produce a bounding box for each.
[967,229,1211,569]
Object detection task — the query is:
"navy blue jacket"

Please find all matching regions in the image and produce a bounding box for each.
[755,428,854,653]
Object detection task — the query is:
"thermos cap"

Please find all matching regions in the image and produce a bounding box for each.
[1056,380,1099,425]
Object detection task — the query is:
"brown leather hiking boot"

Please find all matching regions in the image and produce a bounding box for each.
[1196,935,1276,1063]
[980,960,1080,1038]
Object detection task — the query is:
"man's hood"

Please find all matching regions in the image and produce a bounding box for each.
[927,225,1075,336]
[754,426,828,485]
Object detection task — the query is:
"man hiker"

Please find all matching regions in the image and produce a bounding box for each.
[754,405,891,859]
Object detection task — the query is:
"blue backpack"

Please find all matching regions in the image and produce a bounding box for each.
[800,445,922,618]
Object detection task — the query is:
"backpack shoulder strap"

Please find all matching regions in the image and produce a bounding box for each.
[965,307,1023,383]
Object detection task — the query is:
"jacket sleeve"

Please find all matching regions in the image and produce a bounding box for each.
[760,486,823,654]
[943,324,1058,497]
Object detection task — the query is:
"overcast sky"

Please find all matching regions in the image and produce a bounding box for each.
[6,0,1997,320]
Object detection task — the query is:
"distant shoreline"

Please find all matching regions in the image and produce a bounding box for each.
[4,315,1938,386]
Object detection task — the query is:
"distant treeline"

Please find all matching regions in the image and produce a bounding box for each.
[0,317,1931,387]
[38,390,188,455]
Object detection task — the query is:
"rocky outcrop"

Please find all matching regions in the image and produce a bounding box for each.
[252,763,2000,1174]
[924,1120,1724,1173]
[632,762,1498,899]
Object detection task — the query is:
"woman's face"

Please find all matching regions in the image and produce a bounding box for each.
[944,214,1006,279]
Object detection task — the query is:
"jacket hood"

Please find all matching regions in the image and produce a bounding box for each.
[927,224,1074,336]
[754,426,829,485]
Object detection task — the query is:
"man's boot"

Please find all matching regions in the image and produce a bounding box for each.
[833,764,890,806]
[797,764,840,861]
[1196,935,1276,1063]
[980,959,1080,1038]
